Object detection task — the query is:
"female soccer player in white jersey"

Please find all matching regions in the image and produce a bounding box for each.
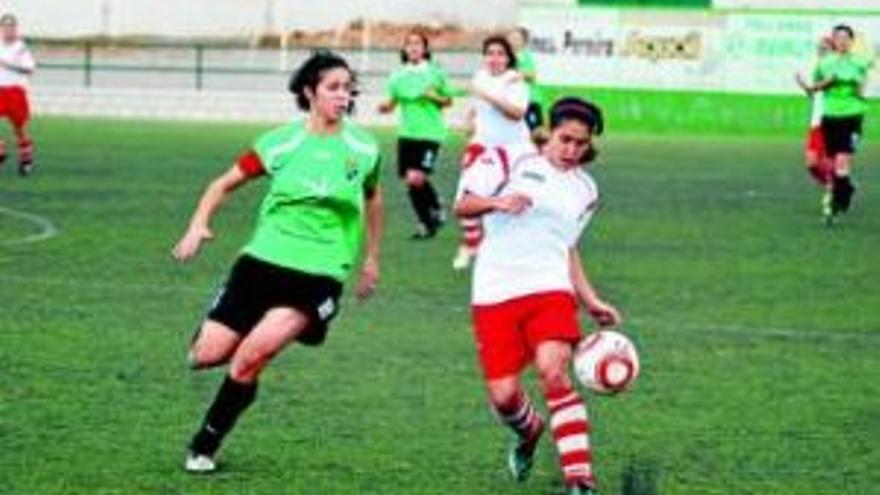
[172,51,383,473]
[0,14,36,175]
[453,35,533,270]
[454,97,621,495]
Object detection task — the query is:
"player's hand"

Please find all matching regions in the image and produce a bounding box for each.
[494,193,532,215]
[585,298,622,329]
[355,256,379,302]
[794,73,813,95]
[172,225,214,262]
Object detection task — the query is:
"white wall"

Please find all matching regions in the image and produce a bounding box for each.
[3,0,518,38]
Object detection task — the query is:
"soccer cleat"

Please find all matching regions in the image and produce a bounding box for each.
[821,191,834,226]
[410,223,437,240]
[18,161,34,177]
[831,177,855,214]
[566,481,598,495]
[507,418,544,482]
[184,452,217,473]
[452,245,475,271]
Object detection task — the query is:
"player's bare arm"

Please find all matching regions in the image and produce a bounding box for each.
[172,165,256,262]
[455,192,532,217]
[356,185,383,301]
[568,247,622,328]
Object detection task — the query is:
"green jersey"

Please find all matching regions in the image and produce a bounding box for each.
[243,119,381,282]
[517,48,546,107]
[814,52,871,117]
[386,61,454,142]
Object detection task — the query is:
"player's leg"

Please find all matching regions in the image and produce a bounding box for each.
[805,127,831,187]
[486,375,545,481]
[11,88,34,176]
[405,168,440,238]
[473,300,544,481]
[186,307,310,471]
[188,320,241,370]
[452,144,486,269]
[526,293,595,493]
[824,116,860,215]
[403,139,442,239]
[534,341,596,494]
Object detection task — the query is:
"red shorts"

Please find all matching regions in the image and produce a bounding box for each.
[472,291,582,380]
[0,86,30,128]
[805,126,825,156]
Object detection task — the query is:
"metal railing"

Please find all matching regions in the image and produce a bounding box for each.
[31,40,482,92]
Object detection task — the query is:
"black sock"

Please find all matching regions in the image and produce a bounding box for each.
[190,375,258,456]
[423,181,442,222]
[832,175,854,212]
[408,185,434,231]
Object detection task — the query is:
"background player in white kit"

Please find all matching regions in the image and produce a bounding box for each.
[0,13,36,176]
[796,37,834,209]
[454,97,621,495]
[453,35,533,270]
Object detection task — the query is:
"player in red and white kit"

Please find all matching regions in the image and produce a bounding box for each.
[453,35,534,270]
[796,37,834,192]
[454,97,621,495]
[0,13,35,176]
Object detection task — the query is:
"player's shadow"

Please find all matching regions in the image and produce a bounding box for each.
[621,458,659,495]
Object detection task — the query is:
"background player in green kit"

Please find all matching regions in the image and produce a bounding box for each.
[171,51,383,473]
[509,27,547,134]
[803,24,872,223]
[378,30,455,239]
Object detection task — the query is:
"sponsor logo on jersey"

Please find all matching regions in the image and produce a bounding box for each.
[317,297,336,321]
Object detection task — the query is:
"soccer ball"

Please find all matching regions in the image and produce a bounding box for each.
[573,330,640,394]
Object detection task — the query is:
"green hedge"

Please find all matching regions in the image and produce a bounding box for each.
[544,86,876,138]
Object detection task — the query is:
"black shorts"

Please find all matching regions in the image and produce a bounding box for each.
[821,115,864,156]
[397,138,440,177]
[206,255,343,346]
[525,101,544,131]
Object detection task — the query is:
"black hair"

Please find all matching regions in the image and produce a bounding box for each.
[549,97,604,163]
[287,50,357,112]
[400,30,432,64]
[833,24,855,38]
[482,35,517,70]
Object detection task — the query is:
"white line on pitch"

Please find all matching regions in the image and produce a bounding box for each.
[0,204,60,247]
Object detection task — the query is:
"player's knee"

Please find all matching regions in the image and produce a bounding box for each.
[406,173,426,187]
[487,382,520,410]
[536,361,571,392]
[229,353,268,383]
[188,345,224,370]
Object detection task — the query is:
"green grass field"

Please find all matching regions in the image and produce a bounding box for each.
[1,117,878,495]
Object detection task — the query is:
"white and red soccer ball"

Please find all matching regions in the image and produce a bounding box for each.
[573,330,640,394]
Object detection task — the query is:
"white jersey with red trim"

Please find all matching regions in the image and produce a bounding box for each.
[809,91,824,128]
[0,40,35,88]
[456,144,600,305]
[471,68,531,147]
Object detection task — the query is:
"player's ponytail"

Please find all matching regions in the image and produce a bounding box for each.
[288,50,358,113]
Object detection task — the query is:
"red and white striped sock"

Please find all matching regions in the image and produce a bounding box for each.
[494,391,543,441]
[18,139,33,165]
[460,217,483,251]
[545,386,595,487]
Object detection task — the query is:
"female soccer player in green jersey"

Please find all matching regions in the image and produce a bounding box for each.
[802,24,872,223]
[378,30,455,239]
[172,51,383,473]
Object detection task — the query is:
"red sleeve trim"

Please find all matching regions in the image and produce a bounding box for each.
[236,150,266,177]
